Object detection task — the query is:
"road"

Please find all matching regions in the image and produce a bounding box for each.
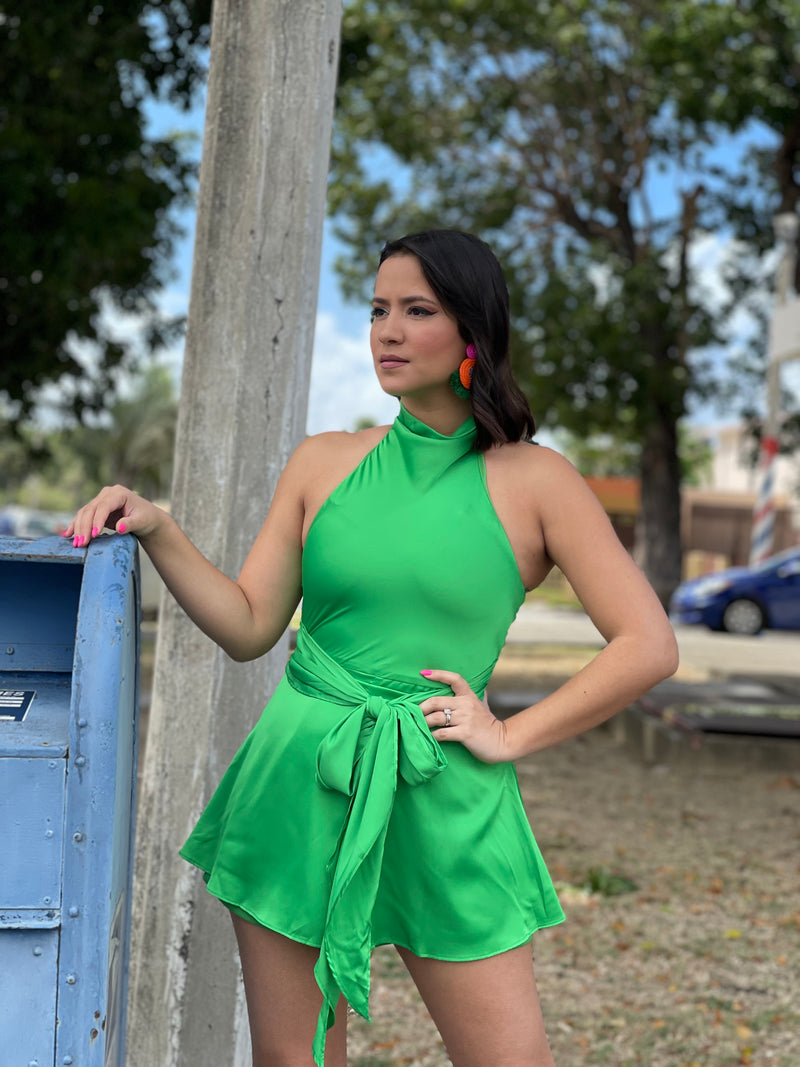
[507,603,800,681]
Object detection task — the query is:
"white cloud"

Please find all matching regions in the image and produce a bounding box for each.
[306,312,400,435]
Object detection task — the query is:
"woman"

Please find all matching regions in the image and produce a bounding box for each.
[66,230,678,1067]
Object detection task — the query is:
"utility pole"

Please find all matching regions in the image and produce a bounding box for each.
[126,3,342,1065]
[750,212,800,565]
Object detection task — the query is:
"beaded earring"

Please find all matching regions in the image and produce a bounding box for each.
[450,344,477,399]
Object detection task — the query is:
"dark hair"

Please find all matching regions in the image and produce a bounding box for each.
[378,229,535,450]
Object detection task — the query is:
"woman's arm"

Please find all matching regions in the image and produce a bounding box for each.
[421,446,679,762]
[64,437,323,662]
[504,446,678,756]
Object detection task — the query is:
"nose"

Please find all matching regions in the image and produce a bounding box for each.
[376,309,403,344]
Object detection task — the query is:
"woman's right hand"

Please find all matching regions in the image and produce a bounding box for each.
[63,485,165,547]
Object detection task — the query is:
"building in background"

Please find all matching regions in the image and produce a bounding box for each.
[682,422,799,575]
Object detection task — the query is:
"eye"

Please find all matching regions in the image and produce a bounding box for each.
[370,306,386,322]
[408,306,434,317]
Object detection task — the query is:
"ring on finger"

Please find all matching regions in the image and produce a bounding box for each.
[443,708,452,728]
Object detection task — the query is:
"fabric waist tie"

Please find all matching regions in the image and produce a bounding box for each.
[285,625,494,1066]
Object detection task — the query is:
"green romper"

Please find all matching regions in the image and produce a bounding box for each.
[179,404,565,1065]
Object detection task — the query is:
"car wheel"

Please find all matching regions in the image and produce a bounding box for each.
[721,598,765,635]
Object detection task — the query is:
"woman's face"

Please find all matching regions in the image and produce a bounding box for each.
[370,253,465,400]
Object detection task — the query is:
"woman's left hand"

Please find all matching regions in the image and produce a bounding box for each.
[419,669,517,764]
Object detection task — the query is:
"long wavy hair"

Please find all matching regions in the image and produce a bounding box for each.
[378,230,535,450]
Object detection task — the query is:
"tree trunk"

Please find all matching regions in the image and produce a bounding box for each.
[126,2,343,1065]
[638,407,683,608]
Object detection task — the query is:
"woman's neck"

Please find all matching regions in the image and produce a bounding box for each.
[400,394,473,437]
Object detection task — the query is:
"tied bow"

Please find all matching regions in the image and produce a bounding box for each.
[285,627,448,1066]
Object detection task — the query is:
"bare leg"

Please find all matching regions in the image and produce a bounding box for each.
[396,941,556,1067]
[232,913,347,1067]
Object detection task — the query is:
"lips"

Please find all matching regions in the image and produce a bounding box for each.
[379,355,408,365]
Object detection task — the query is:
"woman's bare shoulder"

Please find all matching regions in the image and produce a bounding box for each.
[488,439,604,518]
[280,425,392,498]
[490,439,581,481]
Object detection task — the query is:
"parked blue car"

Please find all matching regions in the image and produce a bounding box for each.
[669,546,800,635]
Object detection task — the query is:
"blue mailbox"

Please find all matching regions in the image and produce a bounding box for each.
[0,534,140,1067]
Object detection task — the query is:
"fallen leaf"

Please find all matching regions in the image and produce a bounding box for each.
[724,928,742,939]
[736,1025,753,1040]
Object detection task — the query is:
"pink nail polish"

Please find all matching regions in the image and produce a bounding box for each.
[118,523,127,534]
[420,670,433,677]
[79,535,86,547]
[91,526,99,537]
[72,536,79,547]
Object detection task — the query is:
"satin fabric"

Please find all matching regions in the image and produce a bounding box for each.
[180,404,565,1066]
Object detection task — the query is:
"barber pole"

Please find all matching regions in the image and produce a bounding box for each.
[749,435,779,566]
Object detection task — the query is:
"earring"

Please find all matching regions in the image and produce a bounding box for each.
[450,343,477,399]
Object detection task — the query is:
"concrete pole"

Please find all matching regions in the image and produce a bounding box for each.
[126,3,342,1065]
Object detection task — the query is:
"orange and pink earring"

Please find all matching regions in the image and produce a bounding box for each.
[450,343,477,399]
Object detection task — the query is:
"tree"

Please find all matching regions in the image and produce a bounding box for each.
[330,0,793,603]
[0,360,178,510]
[68,361,178,499]
[0,0,211,424]
[649,0,800,460]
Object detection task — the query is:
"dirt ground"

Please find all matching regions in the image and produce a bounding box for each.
[346,725,800,1067]
[137,626,799,1065]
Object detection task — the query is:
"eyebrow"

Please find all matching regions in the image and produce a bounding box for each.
[371,295,438,306]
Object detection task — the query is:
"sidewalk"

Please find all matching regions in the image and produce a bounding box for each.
[506,602,800,683]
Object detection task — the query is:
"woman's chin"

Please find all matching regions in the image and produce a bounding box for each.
[376,379,405,399]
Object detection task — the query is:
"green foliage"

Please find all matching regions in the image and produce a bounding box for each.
[582,866,639,897]
[0,1,211,423]
[332,0,761,436]
[555,431,641,478]
[332,0,800,599]
[0,361,178,509]
[558,424,713,484]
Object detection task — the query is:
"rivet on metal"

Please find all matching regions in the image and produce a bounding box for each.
[73,831,83,842]
[45,829,54,838]
[74,755,86,767]
[65,973,77,985]
[64,1058,74,1065]
[43,896,51,905]
[78,718,88,728]
[68,906,80,918]
[33,946,43,957]
[6,646,14,655]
